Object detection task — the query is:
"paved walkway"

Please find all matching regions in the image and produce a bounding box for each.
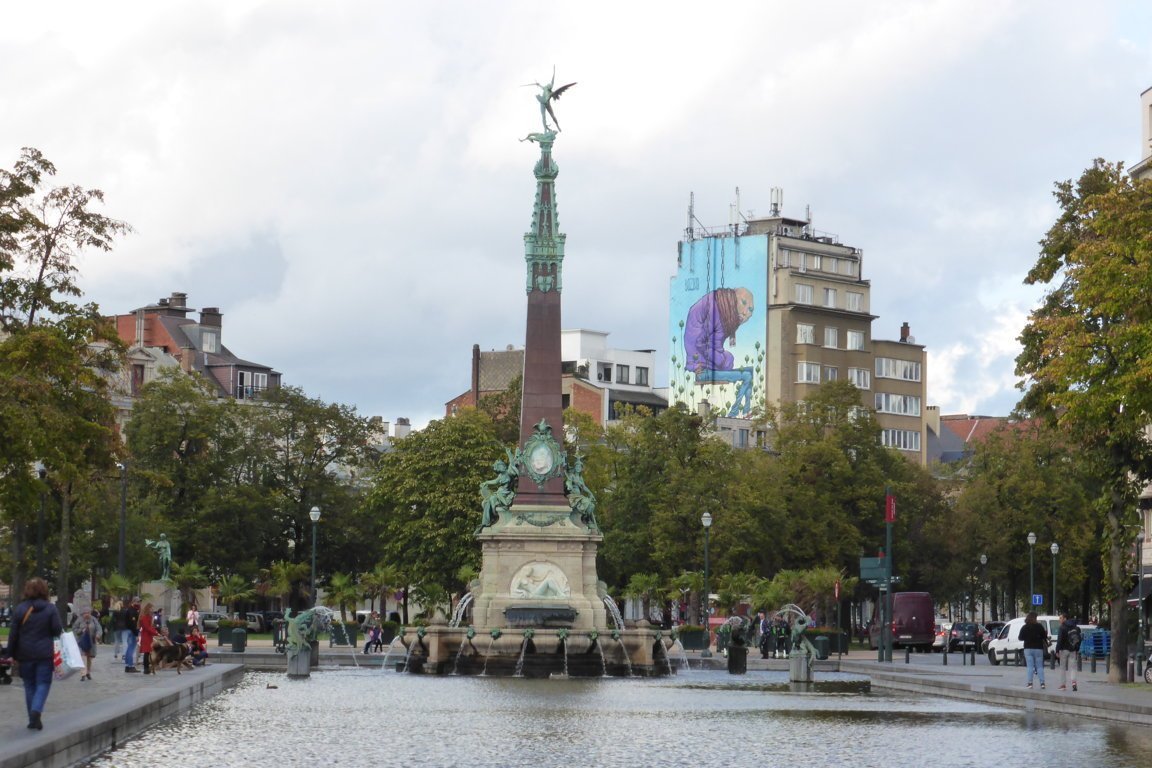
[3,640,1151,766]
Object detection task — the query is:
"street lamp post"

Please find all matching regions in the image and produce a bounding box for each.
[309,506,321,608]
[701,512,713,659]
[1027,532,1037,612]
[116,462,127,577]
[1138,530,1146,672]
[1050,542,1059,613]
[36,466,47,578]
[979,554,988,625]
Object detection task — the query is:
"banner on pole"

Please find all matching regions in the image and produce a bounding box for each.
[884,491,896,523]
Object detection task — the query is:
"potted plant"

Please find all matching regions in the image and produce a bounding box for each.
[328,619,359,647]
[378,620,400,646]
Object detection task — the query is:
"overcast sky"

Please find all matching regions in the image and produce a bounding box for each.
[3,1,1150,430]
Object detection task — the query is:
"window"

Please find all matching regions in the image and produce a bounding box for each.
[202,331,219,353]
[797,362,821,383]
[823,287,837,308]
[824,327,839,348]
[846,291,864,312]
[825,257,839,275]
[881,429,921,452]
[875,393,921,416]
[795,283,813,304]
[616,364,630,384]
[808,253,821,271]
[736,429,749,448]
[875,357,922,381]
[797,323,816,344]
[847,330,865,350]
[848,367,871,389]
[824,366,838,382]
[635,366,649,386]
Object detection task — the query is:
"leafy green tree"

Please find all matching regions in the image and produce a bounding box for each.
[167,561,210,613]
[257,560,311,610]
[365,408,502,594]
[1016,159,1152,681]
[622,572,663,622]
[477,374,522,446]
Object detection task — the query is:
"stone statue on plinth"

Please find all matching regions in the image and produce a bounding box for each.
[145,534,172,581]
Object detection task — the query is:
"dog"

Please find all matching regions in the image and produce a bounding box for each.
[149,637,192,675]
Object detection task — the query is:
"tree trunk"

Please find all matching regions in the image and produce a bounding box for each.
[1107,486,1129,684]
[56,486,72,625]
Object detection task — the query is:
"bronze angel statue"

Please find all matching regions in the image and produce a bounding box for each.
[529,67,576,132]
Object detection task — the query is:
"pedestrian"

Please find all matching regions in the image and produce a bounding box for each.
[186,602,200,631]
[124,597,141,673]
[6,577,63,730]
[110,600,125,659]
[1019,611,1049,689]
[139,601,159,674]
[1055,612,1081,692]
[72,607,103,681]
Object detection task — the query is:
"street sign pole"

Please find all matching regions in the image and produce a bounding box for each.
[884,487,896,663]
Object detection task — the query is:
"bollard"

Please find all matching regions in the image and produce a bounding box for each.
[905,646,911,664]
[970,647,977,666]
[1106,653,1110,675]
[1077,653,1082,672]
[961,647,966,666]
[942,647,948,665]
[1089,654,1095,673]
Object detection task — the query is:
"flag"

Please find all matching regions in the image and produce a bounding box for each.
[885,489,896,523]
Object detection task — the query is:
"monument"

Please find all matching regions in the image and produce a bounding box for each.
[397,73,674,675]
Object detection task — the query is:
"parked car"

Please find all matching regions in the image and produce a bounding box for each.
[260,611,285,630]
[932,622,950,652]
[948,621,982,652]
[0,606,10,627]
[243,613,266,632]
[986,615,1061,665]
[200,612,227,633]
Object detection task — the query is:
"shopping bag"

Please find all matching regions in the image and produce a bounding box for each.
[54,633,85,680]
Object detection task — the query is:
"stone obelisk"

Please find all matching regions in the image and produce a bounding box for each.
[470,74,606,632]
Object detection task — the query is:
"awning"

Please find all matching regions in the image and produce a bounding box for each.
[1126,574,1152,607]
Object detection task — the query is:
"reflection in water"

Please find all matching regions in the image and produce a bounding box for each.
[84,670,1147,768]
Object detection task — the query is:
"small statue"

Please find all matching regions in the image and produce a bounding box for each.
[527,67,576,133]
[145,533,172,581]
[479,448,520,529]
[564,452,599,531]
[285,606,334,664]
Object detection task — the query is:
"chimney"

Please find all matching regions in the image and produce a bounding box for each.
[394,417,411,439]
[200,307,222,328]
[471,343,481,406]
[170,292,188,308]
[179,344,194,373]
[900,322,910,342]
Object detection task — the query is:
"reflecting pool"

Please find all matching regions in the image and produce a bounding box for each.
[85,669,1152,767]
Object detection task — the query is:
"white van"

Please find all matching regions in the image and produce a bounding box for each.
[986,615,1060,664]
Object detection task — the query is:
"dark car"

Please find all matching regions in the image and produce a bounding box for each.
[948,621,982,652]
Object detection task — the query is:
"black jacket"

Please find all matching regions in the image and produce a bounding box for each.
[7,598,63,662]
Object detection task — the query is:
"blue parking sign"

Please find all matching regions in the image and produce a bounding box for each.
[1032,594,1044,606]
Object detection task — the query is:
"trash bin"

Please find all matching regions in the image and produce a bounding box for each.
[231,628,247,652]
[813,635,830,660]
[727,644,748,674]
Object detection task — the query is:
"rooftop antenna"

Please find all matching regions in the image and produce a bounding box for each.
[770,187,783,216]
[686,191,695,241]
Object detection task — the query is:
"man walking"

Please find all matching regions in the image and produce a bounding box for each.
[1056,612,1081,692]
[123,596,141,673]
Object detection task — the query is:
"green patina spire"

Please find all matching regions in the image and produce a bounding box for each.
[522,131,565,293]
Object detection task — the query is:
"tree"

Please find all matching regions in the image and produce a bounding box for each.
[1016,159,1152,681]
[324,572,361,622]
[365,408,503,592]
[216,574,255,618]
[359,563,402,615]
[167,561,210,613]
[0,148,129,611]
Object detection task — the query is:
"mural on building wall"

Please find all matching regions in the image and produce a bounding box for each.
[670,235,767,418]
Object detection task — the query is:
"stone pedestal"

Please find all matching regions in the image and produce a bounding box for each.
[287,651,311,679]
[789,649,813,682]
[471,505,606,632]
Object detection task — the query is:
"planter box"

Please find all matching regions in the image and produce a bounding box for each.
[328,627,359,647]
[676,629,709,651]
[217,627,233,646]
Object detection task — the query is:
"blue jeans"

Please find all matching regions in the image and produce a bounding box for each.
[1024,648,1045,686]
[19,658,54,717]
[124,631,138,668]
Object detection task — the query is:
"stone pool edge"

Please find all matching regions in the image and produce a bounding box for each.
[0,664,244,768]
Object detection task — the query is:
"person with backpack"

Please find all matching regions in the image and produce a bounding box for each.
[1056,612,1081,692]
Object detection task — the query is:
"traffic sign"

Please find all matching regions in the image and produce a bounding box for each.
[1032,594,1044,606]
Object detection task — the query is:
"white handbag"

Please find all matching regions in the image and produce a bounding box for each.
[54,632,86,679]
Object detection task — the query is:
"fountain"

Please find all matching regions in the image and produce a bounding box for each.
[390,72,677,678]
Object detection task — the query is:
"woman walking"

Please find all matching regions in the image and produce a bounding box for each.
[6,577,63,730]
[72,607,103,681]
[1019,611,1049,689]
